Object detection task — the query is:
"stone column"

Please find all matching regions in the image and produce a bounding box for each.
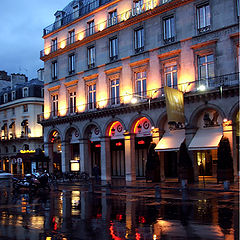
[61,141,70,173]
[79,139,89,173]
[124,132,136,182]
[100,136,111,182]
[44,142,53,173]
[185,127,198,182]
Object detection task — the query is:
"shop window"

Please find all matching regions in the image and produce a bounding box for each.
[197,3,211,33]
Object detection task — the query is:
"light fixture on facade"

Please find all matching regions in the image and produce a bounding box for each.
[131,97,138,104]
[197,85,206,91]
[223,118,228,123]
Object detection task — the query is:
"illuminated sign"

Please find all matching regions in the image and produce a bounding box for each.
[20,150,36,154]
[138,140,145,145]
[116,142,122,146]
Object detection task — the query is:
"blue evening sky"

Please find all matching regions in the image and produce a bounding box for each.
[0,0,69,79]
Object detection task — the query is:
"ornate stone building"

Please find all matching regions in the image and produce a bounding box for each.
[39,0,239,182]
[0,71,44,174]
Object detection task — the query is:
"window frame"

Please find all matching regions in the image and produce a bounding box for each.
[51,38,58,52]
[69,91,77,114]
[22,87,28,98]
[197,3,211,34]
[164,63,178,89]
[52,94,59,117]
[23,104,28,113]
[110,78,120,105]
[11,91,16,101]
[108,9,118,27]
[109,36,118,61]
[87,20,95,36]
[87,45,95,69]
[51,61,58,80]
[3,93,8,103]
[88,83,96,110]
[68,29,75,45]
[134,27,144,54]
[163,15,175,44]
[135,71,147,98]
[68,53,75,74]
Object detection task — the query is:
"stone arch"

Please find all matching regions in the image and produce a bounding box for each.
[128,113,155,133]
[104,117,127,137]
[188,103,226,128]
[228,101,239,123]
[156,111,168,131]
[63,124,81,142]
[82,121,103,139]
[47,127,63,143]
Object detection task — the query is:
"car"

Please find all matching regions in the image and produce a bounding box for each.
[0,170,13,179]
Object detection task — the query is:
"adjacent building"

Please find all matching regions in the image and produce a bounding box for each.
[39,0,239,182]
[0,70,44,174]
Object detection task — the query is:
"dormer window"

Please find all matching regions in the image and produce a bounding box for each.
[73,5,79,19]
[11,91,16,101]
[23,87,28,97]
[3,93,8,103]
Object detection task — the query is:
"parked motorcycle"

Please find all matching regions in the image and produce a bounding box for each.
[12,172,50,193]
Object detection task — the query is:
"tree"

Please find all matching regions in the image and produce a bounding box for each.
[178,141,194,183]
[217,137,234,182]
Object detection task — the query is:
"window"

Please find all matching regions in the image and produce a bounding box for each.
[51,38,58,52]
[237,0,240,17]
[52,61,57,80]
[23,104,28,112]
[87,46,95,69]
[24,144,29,150]
[11,91,16,101]
[21,120,28,137]
[69,91,76,114]
[68,54,75,74]
[68,30,75,44]
[110,79,120,105]
[88,84,96,110]
[13,145,16,153]
[164,64,178,88]
[108,10,117,27]
[52,95,58,117]
[3,93,8,103]
[73,5,79,19]
[55,15,62,28]
[89,0,98,11]
[109,37,118,61]
[87,20,95,36]
[198,54,215,87]
[197,3,210,33]
[134,27,144,53]
[134,0,143,11]
[5,147,8,153]
[163,16,175,43]
[23,87,28,97]
[12,108,15,115]
[135,71,147,97]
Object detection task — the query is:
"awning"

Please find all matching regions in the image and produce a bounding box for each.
[9,122,15,128]
[155,129,185,152]
[188,127,223,151]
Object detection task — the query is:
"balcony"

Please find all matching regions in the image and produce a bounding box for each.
[38,73,239,125]
[40,0,175,58]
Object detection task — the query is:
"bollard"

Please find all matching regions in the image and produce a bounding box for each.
[155,185,161,200]
[223,180,230,191]
[106,182,111,195]
[181,179,187,190]
[88,180,94,193]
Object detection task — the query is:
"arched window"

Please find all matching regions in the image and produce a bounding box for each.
[24,144,29,150]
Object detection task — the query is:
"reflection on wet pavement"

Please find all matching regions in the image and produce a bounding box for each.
[0,180,238,240]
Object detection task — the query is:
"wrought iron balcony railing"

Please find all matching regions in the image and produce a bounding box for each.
[41,0,173,58]
[38,73,239,123]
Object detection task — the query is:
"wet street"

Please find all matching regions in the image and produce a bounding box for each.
[0,180,238,240]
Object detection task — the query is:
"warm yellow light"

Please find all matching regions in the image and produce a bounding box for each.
[153,234,157,240]
[131,97,138,104]
[223,118,228,123]
[44,47,50,55]
[46,237,52,240]
[20,150,36,154]
[60,41,66,49]
[98,99,107,108]
[98,23,105,31]
[78,32,84,41]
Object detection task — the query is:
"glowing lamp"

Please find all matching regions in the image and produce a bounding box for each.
[44,48,50,55]
[138,140,145,145]
[116,142,122,146]
[223,118,228,123]
[98,23,105,31]
[60,41,66,49]
[131,97,138,104]
[78,32,84,41]
[95,144,101,148]
[137,124,142,133]
[197,85,206,91]
[111,128,115,136]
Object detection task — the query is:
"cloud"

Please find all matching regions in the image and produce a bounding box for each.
[0,0,68,79]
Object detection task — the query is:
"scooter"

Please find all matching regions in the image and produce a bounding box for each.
[12,174,38,192]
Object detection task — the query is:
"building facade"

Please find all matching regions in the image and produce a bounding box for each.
[40,0,239,182]
[0,71,44,174]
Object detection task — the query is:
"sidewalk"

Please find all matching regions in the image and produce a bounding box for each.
[58,177,239,192]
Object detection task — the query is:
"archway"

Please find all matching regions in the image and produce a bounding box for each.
[108,121,125,177]
[65,127,80,172]
[131,117,153,178]
[49,130,62,173]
